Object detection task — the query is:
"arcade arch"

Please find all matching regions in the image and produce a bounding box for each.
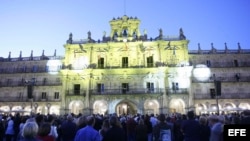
[69,100,84,115]
[169,98,185,114]
[144,99,159,115]
[116,100,137,116]
[93,100,108,115]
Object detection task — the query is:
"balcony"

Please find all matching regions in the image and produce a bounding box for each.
[166,88,188,95]
[192,76,250,83]
[194,92,250,99]
[90,88,164,95]
[0,96,60,102]
[0,80,62,87]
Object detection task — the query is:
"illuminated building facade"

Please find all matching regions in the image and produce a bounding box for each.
[0,15,250,115]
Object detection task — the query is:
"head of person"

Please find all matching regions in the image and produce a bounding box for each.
[22,121,39,139]
[187,111,195,119]
[158,113,166,122]
[37,122,51,137]
[208,115,219,126]
[86,115,95,126]
[199,115,207,125]
[109,115,118,127]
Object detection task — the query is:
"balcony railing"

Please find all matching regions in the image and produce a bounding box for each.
[194,92,250,99]
[0,96,60,102]
[90,88,164,95]
[192,76,250,83]
[166,88,188,95]
[0,80,62,87]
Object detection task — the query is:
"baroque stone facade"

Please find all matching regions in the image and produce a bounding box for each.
[0,15,250,116]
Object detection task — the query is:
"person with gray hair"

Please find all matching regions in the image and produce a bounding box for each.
[20,121,40,141]
[74,115,101,141]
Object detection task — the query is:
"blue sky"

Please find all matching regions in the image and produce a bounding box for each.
[0,0,249,58]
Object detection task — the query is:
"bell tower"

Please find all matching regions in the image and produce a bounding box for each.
[109,15,141,41]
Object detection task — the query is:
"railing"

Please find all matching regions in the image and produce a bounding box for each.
[90,88,164,95]
[0,96,60,102]
[192,76,250,83]
[166,88,188,95]
[194,92,250,99]
[189,49,250,54]
[0,80,62,87]
[0,56,64,62]
[66,90,86,96]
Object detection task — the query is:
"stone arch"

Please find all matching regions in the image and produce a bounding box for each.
[48,105,60,115]
[93,100,108,115]
[239,102,250,110]
[196,103,207,115]
[115,99,138,116]
[169,98,185,114]
[69,100,84,115]
[144,99,160,115]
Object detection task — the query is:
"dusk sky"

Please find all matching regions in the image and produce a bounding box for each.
[0,0,249,58]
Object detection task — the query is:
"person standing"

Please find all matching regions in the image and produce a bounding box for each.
[60,114,77,141]
[102,115,126,141]
[181,111,201,141]
[5,116,15,141]
[74,115,101,141]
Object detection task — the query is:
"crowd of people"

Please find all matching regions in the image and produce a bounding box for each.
[0,109,250,141]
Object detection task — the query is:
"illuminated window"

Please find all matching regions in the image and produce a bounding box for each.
[74,84,80,95]
[97,83,104,93]
[54,92,59,99]
[98,58,104,68]
[147,56,154,67]
[42,92,47,99]
[122,83,129,94]
[122,57,128,68]
[147,82,154,93]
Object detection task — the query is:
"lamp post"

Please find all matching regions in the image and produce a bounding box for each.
[47,103,51,115]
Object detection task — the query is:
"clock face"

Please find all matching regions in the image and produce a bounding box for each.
[193,64,211,81]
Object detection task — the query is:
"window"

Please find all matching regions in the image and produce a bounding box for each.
[43,78,47,85]
[172,82,179,91]
[147,82,154,93]
[210,89,215,99]
[33,65,38,72]
[122,83,129,94]
[98,58,104,68]
[42,92,47,99]
[97,83,104,93]
[122,57,128,68]
[147,56,154,67]
[74,84,80,95]
[234,60,238,67]
[54,92,59,99]
[206,60,211,67]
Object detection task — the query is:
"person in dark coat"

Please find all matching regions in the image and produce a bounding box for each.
[102,115,126,141]
[60,114,77,141]
[198,115,210,141]
[135,118,147,141]
[181,111,201,141]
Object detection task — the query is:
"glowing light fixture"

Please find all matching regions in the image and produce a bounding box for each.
[46,60,62,75]
[193,64,211,81]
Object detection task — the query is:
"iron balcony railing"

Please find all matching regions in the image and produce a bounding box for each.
[0,80,62,87]
[194,93,250,99]
[0,96,60,102]
[192,76,250,83]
